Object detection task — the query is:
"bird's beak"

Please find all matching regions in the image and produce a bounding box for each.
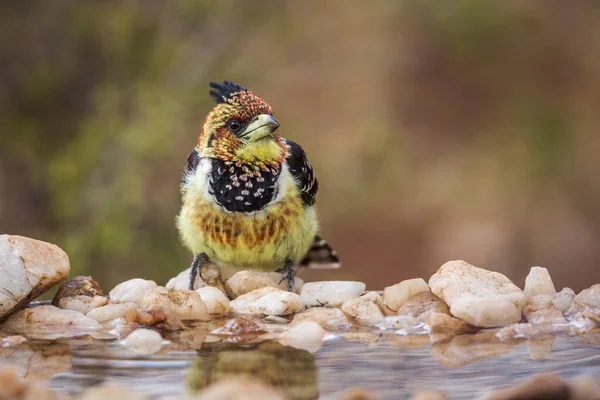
[240,114,280,141]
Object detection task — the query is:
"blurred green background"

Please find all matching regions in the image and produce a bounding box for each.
[2,0,600,292]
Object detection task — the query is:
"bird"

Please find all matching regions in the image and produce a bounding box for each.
[177,81,340,292]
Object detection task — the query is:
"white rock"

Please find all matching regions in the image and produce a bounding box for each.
[0,235,70,322]
[86,303,138,323]
[230,287,303,316]
[196,286,231,316]
[553,287,575,312]
[341,292,385,326]
[300,281,365,308]
[121,328,164,355]
[575,284,600,308]
[1,306,101,338]
[290,307,352,331]
[383,278,430,311]
[523,304,568,325]
[524,267,556,301]
[278,321,325,353]
[109,279,157,303]
[224,271,303,299]
[58,295,108,314]
[166,267,206,290]
[134,287,210,321]
[428,260,527,327]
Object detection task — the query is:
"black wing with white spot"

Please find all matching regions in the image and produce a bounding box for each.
[285,139,318,207]
[181,148,200,189]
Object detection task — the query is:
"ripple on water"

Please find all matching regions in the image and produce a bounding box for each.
[25,334,598,399]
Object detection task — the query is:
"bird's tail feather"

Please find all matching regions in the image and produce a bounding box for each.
[299,235,341,269]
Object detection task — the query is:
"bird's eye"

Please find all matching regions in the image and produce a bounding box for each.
[227,119,242,134]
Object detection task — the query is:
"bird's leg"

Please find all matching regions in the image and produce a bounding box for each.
[277,260,297,292]
[189,253,210,290]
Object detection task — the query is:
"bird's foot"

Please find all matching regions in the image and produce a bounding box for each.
[189,253,210,290]
[277,261,297,292]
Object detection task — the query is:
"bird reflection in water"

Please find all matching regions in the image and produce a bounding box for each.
[186,342,318,400]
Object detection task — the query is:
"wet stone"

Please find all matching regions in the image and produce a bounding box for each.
[134,287,210,321]
[341,292,386,327]
[224,271,303,299]
[132,304,184,330]
[383,278,430,312]
[109,278,158,303]
[300,281,366,308]
[230,287,303,316]
[553,287,576,312]
[196,286,231,316]
[52,276,103,306]
[86,303,138,323]
[429,260,527,328]
[57,295,108,315]
[394,291,474,335]
[290,307,352,332]
[166,267,207,290]
[523,266,556,301]
[1,305,101,339]
[0,235,70,322]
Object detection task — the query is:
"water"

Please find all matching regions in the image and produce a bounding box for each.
[19,333,597,399]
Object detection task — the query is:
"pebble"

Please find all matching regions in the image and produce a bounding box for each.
[1,305,101,338]
[278,321,326,353]
[574,284,600,308]
[0,235,70,322]
[341,292,385,326]
[429,260,527,327]
[522,303,568,325]
[564,285,600,331]
[86,303,138,323]
[300,281,365,308]
[166,267,207,290]
[52,275,103,305]
[523,267,556,302]
[109,278,158,303]
[196,286,231,316]
[230,287,303,316]
[397,291,474,335]
[133,305,184,330]
[121,328,165,355]
[290,307,352,332]
[134,287,210,321]
[553,287,576,312]
[224,271,303,299]
[383,278,430,311]
[57,295,108,314]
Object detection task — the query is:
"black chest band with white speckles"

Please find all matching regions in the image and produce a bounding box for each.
[208,159,281,213]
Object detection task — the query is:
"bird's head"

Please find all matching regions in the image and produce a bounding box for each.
[199,81,288,167]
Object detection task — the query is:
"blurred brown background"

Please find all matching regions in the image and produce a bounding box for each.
[1,0,600,292]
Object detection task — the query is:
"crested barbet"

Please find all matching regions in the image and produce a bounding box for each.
[177,81,340,291]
